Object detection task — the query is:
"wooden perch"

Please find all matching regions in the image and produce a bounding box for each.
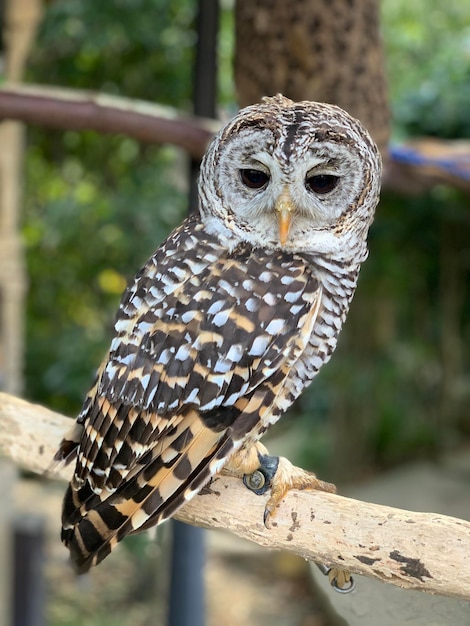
[0,392,469,600]
[0,83,217,159]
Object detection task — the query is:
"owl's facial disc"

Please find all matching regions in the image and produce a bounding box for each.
[228,137,351,245]
[200,114,379,253]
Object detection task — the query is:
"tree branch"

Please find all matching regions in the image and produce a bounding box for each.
[0,83,218,159]
[0,391,469,599]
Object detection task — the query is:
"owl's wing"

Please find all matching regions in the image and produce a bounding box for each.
[56,217,322,571]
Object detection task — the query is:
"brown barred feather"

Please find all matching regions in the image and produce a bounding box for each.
[54,95,381,572]
[55,214,324,570]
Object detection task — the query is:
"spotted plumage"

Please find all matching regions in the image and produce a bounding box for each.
[54,94,381,573]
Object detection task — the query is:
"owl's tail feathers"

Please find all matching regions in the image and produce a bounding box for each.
[61,482,155,573]
[61,427,234,573]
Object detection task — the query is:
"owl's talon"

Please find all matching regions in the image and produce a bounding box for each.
[242,453,338,527]
[316,563,355,593]
[332,573,355,594]
[263,456,337,527]
[263,501,278,528]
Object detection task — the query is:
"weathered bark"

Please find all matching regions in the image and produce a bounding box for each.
[0,391,469,600]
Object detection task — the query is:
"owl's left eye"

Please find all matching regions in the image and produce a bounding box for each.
[239,169,270,189]
[305,174,339,195]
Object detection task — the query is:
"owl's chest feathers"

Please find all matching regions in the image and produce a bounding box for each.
[150,221,358,384]
[119,221,359,436]
[245,255,361,441]
[273,255,360,419]
[225,248,360,445]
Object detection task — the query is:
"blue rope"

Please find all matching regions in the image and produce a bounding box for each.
[390,144,470,181]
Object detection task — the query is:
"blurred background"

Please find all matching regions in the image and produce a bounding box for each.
[0,0,469,624]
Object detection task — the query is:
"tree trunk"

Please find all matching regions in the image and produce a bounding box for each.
[235,0,390,157]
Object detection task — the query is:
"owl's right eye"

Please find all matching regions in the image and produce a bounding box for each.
[239,169,270,189]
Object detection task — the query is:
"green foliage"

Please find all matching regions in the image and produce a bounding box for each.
[30,0,196,104]
[381,0,470,139]
[24,140,186,413]
[23,0,196,413]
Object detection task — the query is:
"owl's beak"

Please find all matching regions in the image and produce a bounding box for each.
[275,187,293,245]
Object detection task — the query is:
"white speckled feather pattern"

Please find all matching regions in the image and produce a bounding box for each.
[54,94,381,571]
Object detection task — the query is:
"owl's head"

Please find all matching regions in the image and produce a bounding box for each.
[198,95,382,262]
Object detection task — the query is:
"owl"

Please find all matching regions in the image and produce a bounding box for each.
[54,95,381,585]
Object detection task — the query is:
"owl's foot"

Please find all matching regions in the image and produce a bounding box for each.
[316,562,355,593]
[243,454,336,526]
[238,449,354,594]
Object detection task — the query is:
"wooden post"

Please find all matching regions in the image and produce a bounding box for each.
[0,2,42,623]
[0,0,42,395]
